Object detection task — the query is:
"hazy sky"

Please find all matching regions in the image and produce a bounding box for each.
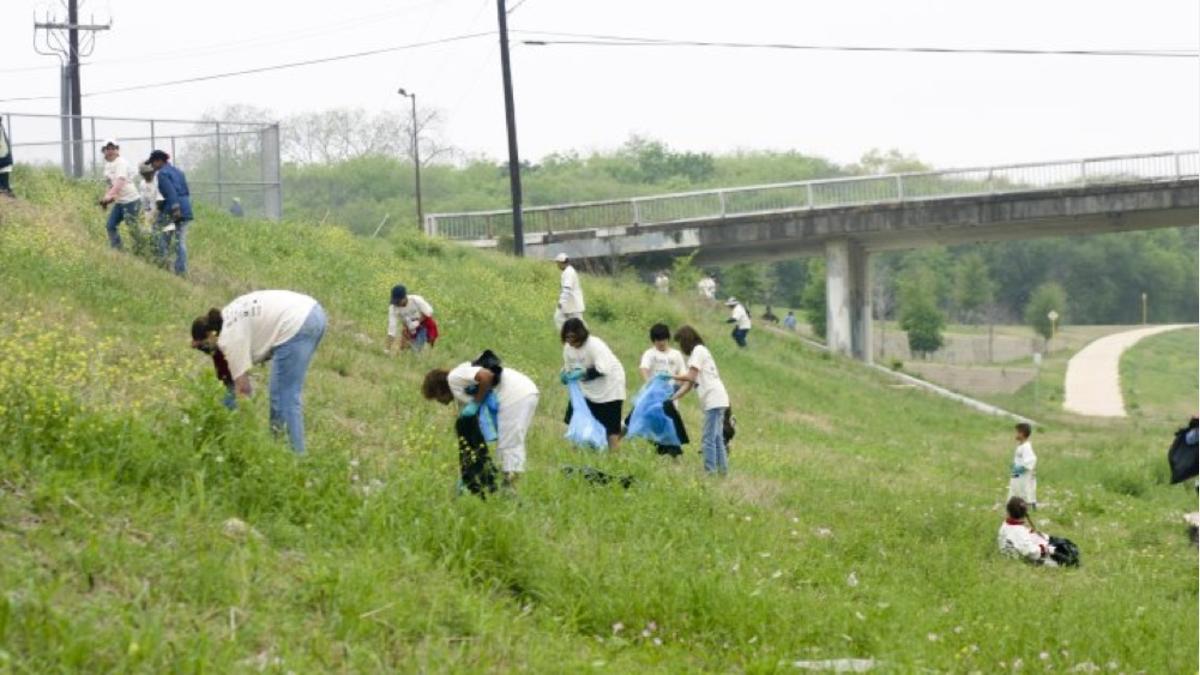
[2,0,1197,169]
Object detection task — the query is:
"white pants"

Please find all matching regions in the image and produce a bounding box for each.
[497,393,538,473]
[1009,472,1037,505]
[554,309,583,330]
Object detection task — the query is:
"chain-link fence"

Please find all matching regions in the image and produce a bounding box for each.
[1,112,281,220]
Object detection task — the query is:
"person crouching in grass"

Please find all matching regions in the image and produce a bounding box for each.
[422,357,540,492]
[670,325,731,476]
[637,322,690,457]
[560,317,627,452]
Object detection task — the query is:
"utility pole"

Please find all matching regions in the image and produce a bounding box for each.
[397,88,424,232]
[495,0,525,256]
[1141,292,1148,325]
[34,0,109,178]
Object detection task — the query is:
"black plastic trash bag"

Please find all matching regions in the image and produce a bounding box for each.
[1048,536,1081,567]
[1168,419,1199,484]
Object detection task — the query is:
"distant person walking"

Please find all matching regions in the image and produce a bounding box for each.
[229,197,244,218]
[725,297,752,348]
[555,253,585,329]
[146,150,192,276]
[697,274,717,300]
[0,123,13,198]
[190,290,327,454]
[1008,422,1038,509]
[387,284,437,353]
[560,317,626,451]
[671,325,731,476]
[100,140,143,251]
[783,311,798,332]
[655,271,670,294]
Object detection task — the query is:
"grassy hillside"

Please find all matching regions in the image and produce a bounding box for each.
[1121,327,1199,424]
[0,170,1196,672]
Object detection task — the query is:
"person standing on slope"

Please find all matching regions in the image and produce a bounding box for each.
[147,150,193,277]
[655,271,670,294]
[191,290,327,454]
[387,284,437,353]
[670,325,731,476]
[554,253,585,329]
[697,274,717,300]
[0,122,13,198]
[1008,422,1038,510]
[725,297,752,348]
[636,323,690,457]
[100,140,144,251]
[560,318,626,451]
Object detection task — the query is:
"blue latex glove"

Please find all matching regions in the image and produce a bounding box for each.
[460,401,480,417]
[1011,464,1026,477]
[654,371,673,381]
[561,368,585,384]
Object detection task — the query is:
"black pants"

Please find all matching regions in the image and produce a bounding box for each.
[0,171,10,193]
[622,399,689,457]
[455,416,497,497]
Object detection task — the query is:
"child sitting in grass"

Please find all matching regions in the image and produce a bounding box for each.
[1008,422,1037,509]
[998,496,1079,566]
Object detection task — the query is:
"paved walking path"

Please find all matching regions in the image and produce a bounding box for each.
[1063,324,1193,417]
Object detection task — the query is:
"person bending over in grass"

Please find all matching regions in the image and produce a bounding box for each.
[998,496,1079,567]
[387,284,437,354]
[1008,422,1037,510]
[191,290,327,455]
[670,325,731,476]
[560,318,626,451]
[422,354,540,491]
[636,323,689,457]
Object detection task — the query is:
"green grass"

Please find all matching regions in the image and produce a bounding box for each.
[1120,327,1199,424]
[0,168,1196,672]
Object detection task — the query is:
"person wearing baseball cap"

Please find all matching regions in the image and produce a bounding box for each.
[0,122,14,198]
[145,149,193,276]
[387,284,437,353]
[725,297,752,348]
[99,139,145,251]
[554,252,585,329]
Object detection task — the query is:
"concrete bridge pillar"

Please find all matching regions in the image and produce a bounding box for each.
[825,239,873,361]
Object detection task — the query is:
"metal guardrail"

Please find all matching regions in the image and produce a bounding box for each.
[426,150,1200,241]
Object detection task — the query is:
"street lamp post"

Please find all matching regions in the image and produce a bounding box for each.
[397,88,424,232]
[1141,292,1148,325]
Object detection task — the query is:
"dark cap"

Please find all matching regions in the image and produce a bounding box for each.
[146,150,170,163]
[390,284,407,303]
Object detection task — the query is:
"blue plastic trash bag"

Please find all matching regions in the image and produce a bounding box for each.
[478,391,500,443]
[626,377,681,446]
[565,381,609,450]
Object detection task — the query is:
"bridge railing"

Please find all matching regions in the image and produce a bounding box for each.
[426,150,1199,241]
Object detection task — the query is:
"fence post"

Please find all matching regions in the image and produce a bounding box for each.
[1080,159,1088,186]
[261,123,282,221]
[89,116,96,177]
[987,168,995,193]
[632,199,642,225]
[1174,152,1182,180]
[895,174,904,201]
[214,122,223,210]
[806,182,814,209]
[149,120,156,151]
[717,190,727,217]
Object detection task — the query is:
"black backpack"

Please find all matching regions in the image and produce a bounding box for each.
[1168,418,1199,484]
[1048,536,1081,567]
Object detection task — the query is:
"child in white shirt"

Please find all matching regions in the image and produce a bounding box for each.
[636,323,689,456]
[1008,422,1037,509]
[998,497,1057,566]
[671,325,731,475]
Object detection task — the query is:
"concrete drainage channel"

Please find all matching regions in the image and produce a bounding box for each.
[767,326,1037,426]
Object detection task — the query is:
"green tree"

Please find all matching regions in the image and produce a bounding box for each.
[898,265,946,357]
[770,259,810,308]
[670,251,701,296]
[1025,282,1068,341]
[801,259,828,339]
[953,253,995,323]
[722,263,768,307]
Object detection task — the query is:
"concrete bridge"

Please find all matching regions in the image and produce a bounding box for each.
[427,150,1199,361]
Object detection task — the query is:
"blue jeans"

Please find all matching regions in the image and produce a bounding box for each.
[702,407,729,475]
[157,220,189,276]
[731,328,749,348]
[269,304,327,454]
[407,325,428,352]
[106,201,142,250]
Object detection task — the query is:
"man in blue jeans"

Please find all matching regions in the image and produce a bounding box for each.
[147,149,192,276]
[191,291,327,454]
[100,139,144,250]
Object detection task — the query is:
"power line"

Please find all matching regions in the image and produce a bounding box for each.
[0,32,496,103]
[513,30,1199,59]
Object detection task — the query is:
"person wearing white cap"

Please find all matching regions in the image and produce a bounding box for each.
[554,253,585,329]
[725,297,752,348]
[99,139,144,251]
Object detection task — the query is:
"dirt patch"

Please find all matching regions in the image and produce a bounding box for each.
[904,362,1036,396]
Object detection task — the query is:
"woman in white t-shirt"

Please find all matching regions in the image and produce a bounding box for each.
[670,325,731,475]
[560,317,626,451]
[191,290,327,454]
[422,356,540,490]
[636,323,689,456]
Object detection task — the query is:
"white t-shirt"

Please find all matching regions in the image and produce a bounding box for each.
[655,274,670,293]
[103,156,141,204]
[1009,440,1038,503]
[562,335,625,402]
[387,294,433,337]
[217,290,318,380]
[686,344,730,410]
[697,277,716,299]
[730,304,752,330]
[559,265,585,314]
[139,176,162,212]
[639,346,687,378]
[447,363,539,410]
[997,520,1055,565]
